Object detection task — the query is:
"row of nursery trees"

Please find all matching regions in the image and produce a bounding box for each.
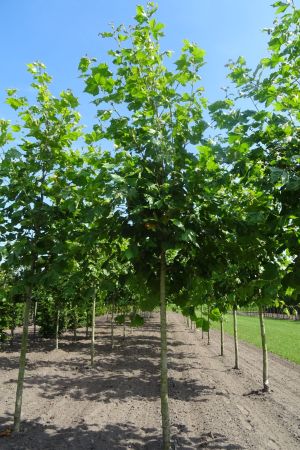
[0,2,299,448]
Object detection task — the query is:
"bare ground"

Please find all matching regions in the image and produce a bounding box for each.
[0,312,299,449]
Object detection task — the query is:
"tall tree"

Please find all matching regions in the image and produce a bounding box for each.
[79,3,209,447]
[0,62,81,431]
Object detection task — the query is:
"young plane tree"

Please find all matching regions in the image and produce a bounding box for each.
[0,62,82,431]
[79,3,213,447]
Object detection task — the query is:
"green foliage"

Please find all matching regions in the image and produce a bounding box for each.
[115,314,126,325]
[129,313,144,327]
[209,307,222,322]
[0,2,299,368]
[201,319,210,332]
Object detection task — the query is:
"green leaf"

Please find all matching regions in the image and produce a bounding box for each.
[11,125,21,132]
[6,97,27,110]
[115,314,126,325]
[195,318,203,328]
[60,90,79,108]
[192,46,206,64]
[78,57,92,73]
[209,307,221,322]
[272,1,289,13]
[5,148,21,159]
[262,263,279,281]
[124,245,139,260]
[6,88,17,96]
[99,31,114,38]
[130,314,144,327]
[202,319,209,332]
[135,5,147,23]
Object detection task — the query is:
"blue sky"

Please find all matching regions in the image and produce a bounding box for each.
[0,0,297,130]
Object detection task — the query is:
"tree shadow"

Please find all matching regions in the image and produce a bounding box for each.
[0,417,244,450]
[2,320,217,405]
[1,315,246,449]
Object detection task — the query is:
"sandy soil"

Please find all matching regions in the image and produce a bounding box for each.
[0,312,299,449]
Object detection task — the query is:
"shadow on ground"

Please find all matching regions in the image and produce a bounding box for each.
[0,316,244,449]
[0,417,244,450]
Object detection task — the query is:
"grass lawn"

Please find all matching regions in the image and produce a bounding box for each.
[211,314,300,365]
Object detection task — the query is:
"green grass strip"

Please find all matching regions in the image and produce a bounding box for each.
[211,314,300,365]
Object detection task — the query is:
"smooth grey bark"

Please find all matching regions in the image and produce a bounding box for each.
[123,315,126,341]
[91,295,96,366]
[10,295,16,345]
[207,307,210,345]
[33,300,38,339]
[201,305,204,339]
[111,303,114,350]
[85,308,89,338]
[55,309,60,350]
[13,288,32,432]
[259,306,270,392]
[160,250,170,450]
[10,327,15,340]
[233,306,239,369]
[220,317,224,356]
[73,310,77,341]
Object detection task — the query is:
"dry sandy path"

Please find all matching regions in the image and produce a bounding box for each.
[0,312,299,449]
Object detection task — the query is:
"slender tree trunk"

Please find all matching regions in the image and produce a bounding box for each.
[33,301,38,339]
[73,310,77,341]
[10,326,15,346]
[207,307,210,345]
[201,305,204,339]
[111,303,114,350]
[85,308,89,338]
[160,250,170,450]
[200,305,204,339]
[13,288,32,432]
[220,317,224,356]
[123,315,126,341]
[91,295,96,366]
[55,309,60,350]
[259,306,269,392]
[233,306,239,369]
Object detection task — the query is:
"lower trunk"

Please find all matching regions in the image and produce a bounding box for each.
[207,307,210,345]
[233,306,239,369]
[123,316,126,341]
[91,295,96,366]
[220,317,224,356]
[259,306,269,392]
[55,309,60,350]
[111,304,114,350]
[85,308,89,338]
[10,326,15,346]
[160,250,170,450]
[73,311,77,341]
[201,305,204,339]
[33,301,38,339]
[13,288,32,432]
